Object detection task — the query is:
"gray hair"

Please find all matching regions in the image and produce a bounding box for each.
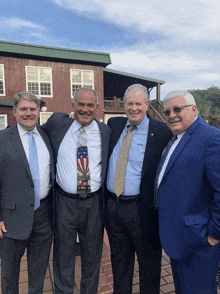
[163,90,196,106]
[124,84,149,103]
[73,87,98,104]
[13,91,40,109]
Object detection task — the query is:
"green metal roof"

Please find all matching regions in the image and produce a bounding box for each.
[0,40,111,66]
[0,101,13,107]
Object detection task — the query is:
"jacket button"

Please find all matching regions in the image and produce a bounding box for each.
[30,204,34,207]
[31,184,34,188]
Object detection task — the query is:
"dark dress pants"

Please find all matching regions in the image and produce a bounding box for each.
[170,241,220,294]
[53,188,103,294]
[106,197,162,294]
[1,197,53,294]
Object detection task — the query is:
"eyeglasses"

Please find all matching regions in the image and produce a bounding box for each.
[162,105,193,118]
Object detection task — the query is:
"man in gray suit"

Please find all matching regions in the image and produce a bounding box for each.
[0,92,54,294]
[43,88,111,294]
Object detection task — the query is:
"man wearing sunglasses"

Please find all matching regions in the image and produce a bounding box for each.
[156,90,220,294]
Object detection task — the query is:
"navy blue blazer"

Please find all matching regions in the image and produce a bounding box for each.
[158,117,220,259]
[108,115,172,248]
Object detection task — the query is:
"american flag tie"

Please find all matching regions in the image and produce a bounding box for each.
[77,127,91,198]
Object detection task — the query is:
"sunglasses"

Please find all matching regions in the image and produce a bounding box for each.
[162,105,193,118]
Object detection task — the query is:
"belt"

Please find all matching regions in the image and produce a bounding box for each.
[109,192,139,203]
[56,183,100,200]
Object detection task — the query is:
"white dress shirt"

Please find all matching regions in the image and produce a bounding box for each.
[157,133,184,188]
[56,119,102,194]
[17,123,51,199]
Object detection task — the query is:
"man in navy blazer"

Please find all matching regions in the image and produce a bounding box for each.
[0,92,54,294]
[43,88,111,294]
[106,84,172,293]
[156,90,220,293]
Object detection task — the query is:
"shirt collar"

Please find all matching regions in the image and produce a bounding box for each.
[73,119,97,135]
[126,115,149,131]
[17,123,39,137]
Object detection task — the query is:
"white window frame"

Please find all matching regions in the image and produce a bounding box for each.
[39,112,53,125]
[70,69,94,98]
[26,66,53,97]
[0,114,7,129]
[0,64,6,96]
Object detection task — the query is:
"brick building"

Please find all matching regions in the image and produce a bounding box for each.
[0,40,165,129]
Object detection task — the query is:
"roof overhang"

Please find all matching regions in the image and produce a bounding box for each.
[104,68,165,98]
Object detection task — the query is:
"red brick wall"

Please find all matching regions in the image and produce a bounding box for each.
[0,56,105,122]
[0,106,16,126]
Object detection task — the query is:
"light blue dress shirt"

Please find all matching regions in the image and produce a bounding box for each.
[107,115,149,196]
[17,123,51,200]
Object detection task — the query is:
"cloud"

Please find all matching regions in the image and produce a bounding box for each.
[104,39,220,96]
[1,17,45,30]
[50,0,220,42]
[200,73,220,81]
[50,0,220,95]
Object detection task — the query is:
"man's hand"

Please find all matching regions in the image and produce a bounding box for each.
[0,221,7,238]
[69,112,74,119]
[207,235,219,246]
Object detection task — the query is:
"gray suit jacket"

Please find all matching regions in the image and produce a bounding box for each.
[0,124,55,240]
[42,112,111,213]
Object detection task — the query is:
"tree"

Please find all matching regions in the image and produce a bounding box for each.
[189,87,220,120]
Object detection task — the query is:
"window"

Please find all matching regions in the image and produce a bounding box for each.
[26,66,53,97]
[70,70,94,97]
[39,112,53,125]
[0,65,5,96]
[0,115,7,130]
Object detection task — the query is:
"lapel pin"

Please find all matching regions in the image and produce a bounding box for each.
[151,133,154,136]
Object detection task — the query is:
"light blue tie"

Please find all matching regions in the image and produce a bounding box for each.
[28,131,40,210]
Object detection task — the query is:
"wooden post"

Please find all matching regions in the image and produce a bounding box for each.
[113,96,117,109]
[156,84,161,102]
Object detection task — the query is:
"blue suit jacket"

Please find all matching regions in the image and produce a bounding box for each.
[158,117,220,259]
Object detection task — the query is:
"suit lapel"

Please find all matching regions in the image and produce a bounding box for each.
[96,120,109,185]
[37,126,55,180]
[37,126,53,157]
[9,124,32,180]
[109,118,127,156]
[141,117,161,180]
[162,133,191,180]
[51,118,74,162]
[161,117,201,182]
[57,119,74,150]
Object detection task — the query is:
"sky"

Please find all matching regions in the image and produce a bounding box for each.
[1,0,220,99]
